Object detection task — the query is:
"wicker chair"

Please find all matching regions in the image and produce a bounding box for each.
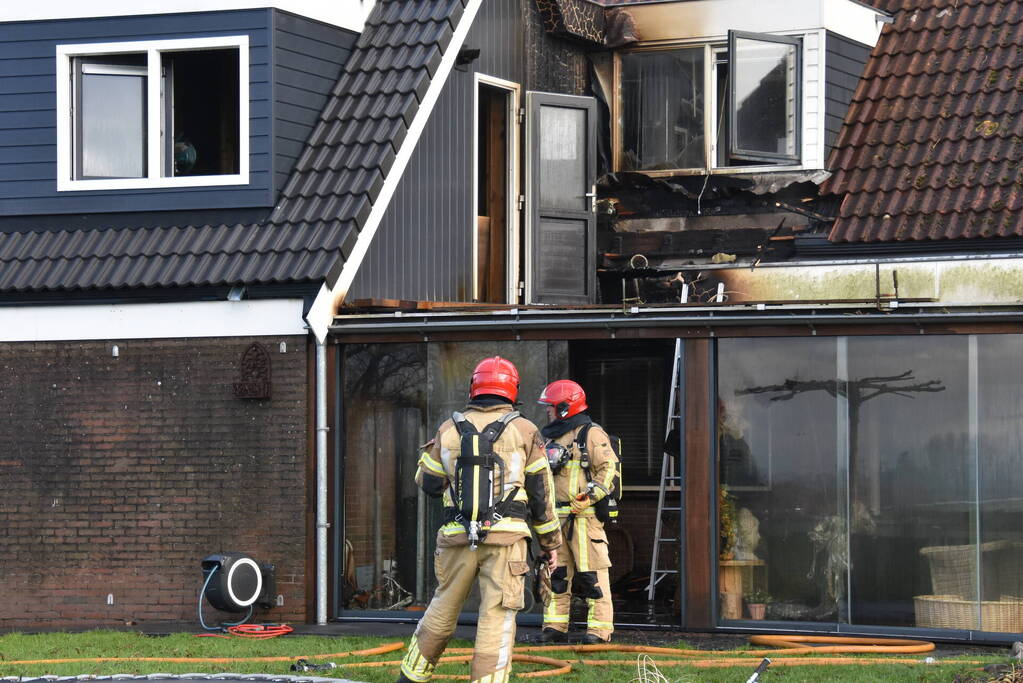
[915,540,1023,632]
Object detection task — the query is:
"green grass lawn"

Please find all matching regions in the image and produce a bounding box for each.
[0,631,1007,683]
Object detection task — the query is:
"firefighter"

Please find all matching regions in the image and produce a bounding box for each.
[537,379,617,644]
[398,356,562,683]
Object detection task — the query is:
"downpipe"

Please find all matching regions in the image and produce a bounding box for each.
[316,340,328,624]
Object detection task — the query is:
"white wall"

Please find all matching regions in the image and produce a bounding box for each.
[2,0,376,32]
[0,299,308,343]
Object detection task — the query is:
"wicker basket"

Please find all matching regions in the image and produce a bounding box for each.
[914,594,1023,633]
[919,540,1023,600]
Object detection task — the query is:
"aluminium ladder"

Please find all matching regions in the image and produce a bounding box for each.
[647,337,685,601]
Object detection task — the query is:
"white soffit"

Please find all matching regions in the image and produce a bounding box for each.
[0,299,308,342]
[1,0,376,32]
[626,0,885,47]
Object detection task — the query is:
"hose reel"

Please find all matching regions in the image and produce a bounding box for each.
[201,552,275,614]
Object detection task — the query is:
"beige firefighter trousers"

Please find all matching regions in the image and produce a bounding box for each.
[542,514,614,641]
[400,539,530,683]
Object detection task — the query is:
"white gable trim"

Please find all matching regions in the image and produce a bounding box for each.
[305,0,485,343]
[0,299,307,342]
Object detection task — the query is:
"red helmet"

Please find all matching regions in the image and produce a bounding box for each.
[470,356,520,401]
[538,379,587,419]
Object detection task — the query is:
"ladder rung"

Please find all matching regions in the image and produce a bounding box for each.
[654,569,678,575]
[659,506,682,512]
[657,538,678,543]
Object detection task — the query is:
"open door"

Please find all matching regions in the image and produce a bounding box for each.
[525,92,597,305]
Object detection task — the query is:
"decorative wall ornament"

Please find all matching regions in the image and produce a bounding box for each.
[233,342,272,399]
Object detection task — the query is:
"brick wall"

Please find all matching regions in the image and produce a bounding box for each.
[0,336,310,630]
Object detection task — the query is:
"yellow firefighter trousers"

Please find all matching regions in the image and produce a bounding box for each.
[400,540,530,683]
[542,514,614,641]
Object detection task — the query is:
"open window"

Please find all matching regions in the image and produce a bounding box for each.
[616,30,802,174]
[727,31,800,165]
[57,36,248,191]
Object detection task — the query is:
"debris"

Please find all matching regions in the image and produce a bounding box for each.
[290,659,336,672]
[711,253,737,264]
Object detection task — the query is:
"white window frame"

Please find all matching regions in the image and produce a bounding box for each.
[613,30,820,177]
[471,73,522,304]
[56,36,249,192]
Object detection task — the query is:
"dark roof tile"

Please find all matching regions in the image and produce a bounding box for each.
[0,0,471,293]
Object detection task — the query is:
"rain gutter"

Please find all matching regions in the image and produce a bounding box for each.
[329,306,1023,337]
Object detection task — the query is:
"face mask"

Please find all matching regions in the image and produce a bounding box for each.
[545,441,570,473]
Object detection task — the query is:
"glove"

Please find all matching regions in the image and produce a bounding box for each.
[570,493,592,515]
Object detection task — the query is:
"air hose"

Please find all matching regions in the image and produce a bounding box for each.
[198,564,252,632]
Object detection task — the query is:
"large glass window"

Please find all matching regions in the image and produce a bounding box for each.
[619,48,705,171]
[718,335,1023,635]
[340,341,567,617]
[717,338,840,622]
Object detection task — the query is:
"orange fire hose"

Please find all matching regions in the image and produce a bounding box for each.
[341,653,572,679]
[1,636,992,679]
[0,641,405,666]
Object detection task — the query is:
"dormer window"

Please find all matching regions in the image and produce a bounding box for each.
[56,36,249,191]
[615,30,803,174]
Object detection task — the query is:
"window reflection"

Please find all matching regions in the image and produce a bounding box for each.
[341,341,567,616]
[719,335,1023,634]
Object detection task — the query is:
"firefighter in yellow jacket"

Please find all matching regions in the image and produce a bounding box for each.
[398,356,562,683]
[537,379,618,644]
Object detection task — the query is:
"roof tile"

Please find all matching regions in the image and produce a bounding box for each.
[827,0,1023,243]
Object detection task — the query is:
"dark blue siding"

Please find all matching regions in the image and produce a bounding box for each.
[349,0,525,302]
[825,31,871,161]
[272,11,356,198]
[0,10,274,216]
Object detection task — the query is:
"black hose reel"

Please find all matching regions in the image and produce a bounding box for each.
[201,552,276,613]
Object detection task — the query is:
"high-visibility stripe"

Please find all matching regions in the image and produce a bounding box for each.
[577,517,589,571]
[471,435,480,521]
[532,517,560,535]
[524,458,548,474]
[545,596,568,623]
[588,620,614,630]
[544,462,557,502]
[556,505,595,517]
[568,458,581,498]
[400,636,435,682]
[440,518,530,536]
[419,453,445,475]
[492,518,529,534]
[495,607,515,671]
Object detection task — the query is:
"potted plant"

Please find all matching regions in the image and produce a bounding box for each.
[719,486,737,560]
[745,590,771,620]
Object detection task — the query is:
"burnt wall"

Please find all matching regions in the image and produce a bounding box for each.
[0,336,309,629]
[525,0,591,95]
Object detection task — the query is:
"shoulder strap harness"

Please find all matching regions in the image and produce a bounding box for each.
[451,410,521,549]
[575,423,621,524]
